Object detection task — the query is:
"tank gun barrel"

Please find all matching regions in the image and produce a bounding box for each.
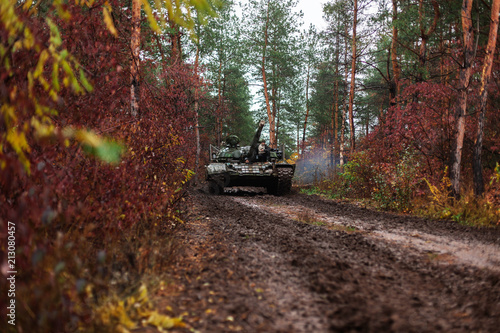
[247,120,265,160]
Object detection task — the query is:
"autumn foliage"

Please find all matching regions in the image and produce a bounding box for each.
[1,1,204,331]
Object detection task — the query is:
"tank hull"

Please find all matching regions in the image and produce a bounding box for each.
[206,162,295,195]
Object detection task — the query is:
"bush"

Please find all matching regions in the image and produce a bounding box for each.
[312,148,422,212]
[0,2,201,331]
[371,148,422,211]
[414,167,500,227]
[317,151,375,199]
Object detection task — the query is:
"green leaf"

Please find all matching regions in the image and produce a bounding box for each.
[76,130,124,163]
[94,141,123,163]
[46,18,62,47]
[83,140,123,164]
[79,69,93,92]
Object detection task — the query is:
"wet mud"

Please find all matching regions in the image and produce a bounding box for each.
[163,188,500,332]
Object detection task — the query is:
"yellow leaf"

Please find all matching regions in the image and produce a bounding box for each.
[75,129,101,147]
[137,284,148,303]
[23,0,33,11]
[34,50,49,78]
[141,0,161,33]
[146,311,184,329]
[103,5,118,37]
[7,129,30,154]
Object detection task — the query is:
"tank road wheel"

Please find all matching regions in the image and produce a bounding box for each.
[208,179,223,195]
[208,174,228,195]
[268,167,293,196]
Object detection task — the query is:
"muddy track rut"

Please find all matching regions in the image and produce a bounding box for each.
[163,189,500,333]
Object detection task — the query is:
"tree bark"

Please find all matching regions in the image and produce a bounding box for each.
[216,54,223,147]
[170,21,183,65]
[333,25,341,167]
[296,123,300,155]
[390,0,400,107]
[272,62,278,145]
[473,0,500,197]
[340,25,349,167]
[194,43,201,184]
[348,0,358,155]
[450,0,474,198]
[276,88,282,146]
[333,77,339,168]
[130,0,141,118]
[301,63,310,156]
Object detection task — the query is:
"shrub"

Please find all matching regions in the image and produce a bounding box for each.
[0,2,201,331]
[316,151,375,199]
[371,148,422,211]
[415,168,500,227]
[311,148,422,212]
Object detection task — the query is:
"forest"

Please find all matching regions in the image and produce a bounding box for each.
[1,0,500,331]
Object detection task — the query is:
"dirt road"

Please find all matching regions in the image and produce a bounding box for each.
[163,188,500,332]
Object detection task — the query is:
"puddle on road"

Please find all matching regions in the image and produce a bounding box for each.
[232,197,500,273]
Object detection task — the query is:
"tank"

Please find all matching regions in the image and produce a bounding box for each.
[206,120,295,195]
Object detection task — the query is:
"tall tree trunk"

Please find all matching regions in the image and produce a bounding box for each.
[301,63,310,156]
[450,0,474,198]
[272,63,278,145]
[333,30,340,167]
[276,88,282,146]
[365,113,369,137]
[331,103,336,168]
[473,0,500,197]
[333,86,339,168]
[348,0,358,154]
[170,21,183,65]
[296,123,300,155]
[340,106,346,166]
[340,25,349,167]
[216,54,223,147]
[130,0,141,118]
[262,2,276,147]
[390,0,400,107]
[194,43,201,184]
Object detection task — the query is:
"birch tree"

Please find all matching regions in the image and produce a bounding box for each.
[348,0,358,154]
[472,0,500,197]
[450,0,474,198]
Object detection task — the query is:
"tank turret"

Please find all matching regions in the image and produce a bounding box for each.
[205,119,295,195]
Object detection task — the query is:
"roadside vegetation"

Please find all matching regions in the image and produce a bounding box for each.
[2,0,500,332]
[297,151,500,227]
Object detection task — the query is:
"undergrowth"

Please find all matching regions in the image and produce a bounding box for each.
[414,167,500,227]
[299,154,500,227]
[0,3,201,330]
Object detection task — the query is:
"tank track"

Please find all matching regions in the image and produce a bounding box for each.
[268,166,294,195]
[207,174,229,195]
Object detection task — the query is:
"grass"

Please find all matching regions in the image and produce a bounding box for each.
[299,182,500,228]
